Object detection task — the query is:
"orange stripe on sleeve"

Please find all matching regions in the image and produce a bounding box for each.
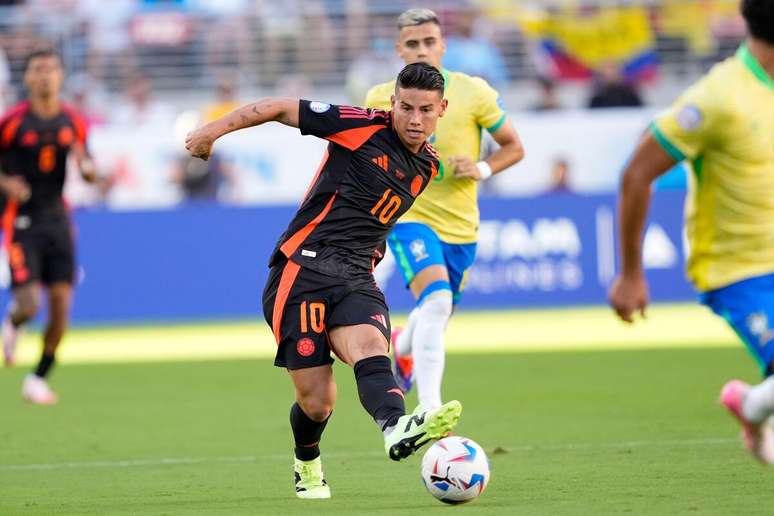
[272,260,301,345]
[280,192,337,258]
[63,105,88,143]
[1,115,23,149]
[327,125,385,151]
[1,200,17,251]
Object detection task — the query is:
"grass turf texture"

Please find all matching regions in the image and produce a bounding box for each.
[1,306,772,514]
[2,348,774,513]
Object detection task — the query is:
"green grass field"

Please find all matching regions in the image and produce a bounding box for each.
[1,306,773,515]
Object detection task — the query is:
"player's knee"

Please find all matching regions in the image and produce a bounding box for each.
[357,333,389,359]
[298,396,334,422]
[15,299,40,322]
[418,289,453,320]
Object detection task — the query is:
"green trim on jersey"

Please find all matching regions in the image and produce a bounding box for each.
[692,155,704,184]
[737,44,774,91]
[441,68,451,91]
[650,122,686,162]
[486,113,507,133]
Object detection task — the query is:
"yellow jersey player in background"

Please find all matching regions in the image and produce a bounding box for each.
[609,0,774,465]
[365,8,524,410]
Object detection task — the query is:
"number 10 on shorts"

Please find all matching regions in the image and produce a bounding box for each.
[300,301,325,334]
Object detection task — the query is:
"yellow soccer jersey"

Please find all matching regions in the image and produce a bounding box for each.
[365,69,507,244]
[652,44,774,292]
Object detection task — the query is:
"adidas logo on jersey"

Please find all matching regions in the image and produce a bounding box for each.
[370,313,387,328]
[372,154,389,171]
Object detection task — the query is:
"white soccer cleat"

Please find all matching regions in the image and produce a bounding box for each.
[22,374,59,405]
[2,317,22,367]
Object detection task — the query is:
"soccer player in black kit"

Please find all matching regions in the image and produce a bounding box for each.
[0,49,97,404]
[186,63,462,499]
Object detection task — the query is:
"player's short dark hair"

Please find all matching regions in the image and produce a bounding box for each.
[395,63,445,96]
[24,48,62,70]
[741,0,774,44]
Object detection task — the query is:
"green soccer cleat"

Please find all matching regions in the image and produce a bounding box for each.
[294,456,331,499]
[384,400,462,461]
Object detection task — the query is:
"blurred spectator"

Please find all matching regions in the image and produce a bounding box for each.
[202,76,241,123]
[547,157,572,193]
[530,76,561,112]
[195,0,251,85]
[442,8,508,87]
[255,0,304,88]
[77,0,136,87]
[172,77,239,201]
[0,45,11,111]
[299,1,336,84]
[66,72,109,129]
[1,21,50,91]
[587,62,644,109]
[273,73,312,98]
[171,152,233,201]
[112,73,174,128]
[341,0,369,65]
[346,36,403,104]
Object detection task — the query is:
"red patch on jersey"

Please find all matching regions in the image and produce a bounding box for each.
[430,161,438,182]
[58,126,74,146]
[410,175,423,197]
[20,130,38,147]
[297,338,315,357]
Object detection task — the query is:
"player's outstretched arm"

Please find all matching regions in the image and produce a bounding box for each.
[608,132,676,323]
[185,98,300,161]
[71,142,98,183]
[451,120,524,180]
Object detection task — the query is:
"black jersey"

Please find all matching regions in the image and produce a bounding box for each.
[269,100,440,279]
[0,101,88,221]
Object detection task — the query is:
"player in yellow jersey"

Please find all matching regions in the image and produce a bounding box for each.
[609,0,774,464]
[365,8,524,410]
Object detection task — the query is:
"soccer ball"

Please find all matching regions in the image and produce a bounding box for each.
[420,436,490,504]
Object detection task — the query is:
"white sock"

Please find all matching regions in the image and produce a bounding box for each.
[743,376,774,424]
[412,290,453,410]
[396,306,420,356]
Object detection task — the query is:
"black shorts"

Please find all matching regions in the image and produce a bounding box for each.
[262,258,391,370]
[8,217,75,288]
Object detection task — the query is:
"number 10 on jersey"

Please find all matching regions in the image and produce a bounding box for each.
[370,188,402,224]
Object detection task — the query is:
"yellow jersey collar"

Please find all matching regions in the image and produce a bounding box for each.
[737,43,774,91]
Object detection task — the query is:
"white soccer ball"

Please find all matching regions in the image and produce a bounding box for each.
[420,436,490,504]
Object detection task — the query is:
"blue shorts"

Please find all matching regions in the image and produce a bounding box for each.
[387,222,477,305]
[700,274,774,377]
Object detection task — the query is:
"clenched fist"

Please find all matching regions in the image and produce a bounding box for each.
[185,128,215,161]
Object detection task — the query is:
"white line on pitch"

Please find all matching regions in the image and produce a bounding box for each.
[0,437,739,472]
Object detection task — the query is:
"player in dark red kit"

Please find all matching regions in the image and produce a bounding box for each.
[0,49,97,404]
[186,63,462,499]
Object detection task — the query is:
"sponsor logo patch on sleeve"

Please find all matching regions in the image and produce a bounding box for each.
[676,105,703,131]
[309,101,331,113]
